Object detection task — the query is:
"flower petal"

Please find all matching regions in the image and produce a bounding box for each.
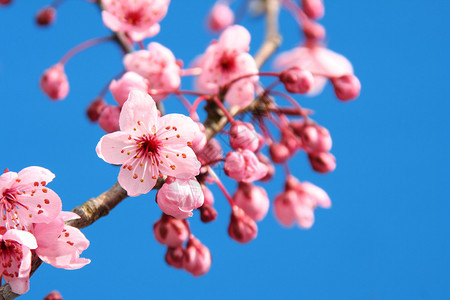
[15,187,62,225]
[119,89,158,133]
[96,131,136,165]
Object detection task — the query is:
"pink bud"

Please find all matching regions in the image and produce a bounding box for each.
[208,3,235,32]
[86,98,106,122]
[299,124,332,153]
[279,67,314,94]
[0,0,12,5]
[98,105,121,133]
[44,291,63,300]
[153,214,189,247]
[228,206,258,243]
[269,142,291,164]
[303,21,326,41]
[229,121,260,151]
[165,246,184,269]
[196,138,223,166]
[233,183,269,222]
[109,72,149,106]
[36,6,56,26]
[40,63,69,100]
[308,152,336,173]
[302,0,325,19]
[274,190,299,227]
[224,149,268,182]
[200,204,217,223]
[183,236,211,276]
[157,177,204,219]
[299,182,331,208]
[256,153,275,181]
[331,74,361,101]
[191,122,207,154]
[281,129,301,153]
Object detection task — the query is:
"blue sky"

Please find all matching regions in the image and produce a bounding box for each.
[1,0,450,299]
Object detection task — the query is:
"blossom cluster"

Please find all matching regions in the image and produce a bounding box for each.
[3,0,362,290]
[0,167,89,294]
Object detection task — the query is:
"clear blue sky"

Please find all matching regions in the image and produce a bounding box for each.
[1,0,449,299]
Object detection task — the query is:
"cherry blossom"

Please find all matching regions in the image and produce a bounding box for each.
[224,149,268,182]
[0,167,62,230]
[109,72,149,106]
[233,183,269,222]
[0,226,37,294]
[153,214,189,247]
[274,45,354,95]
[33,211,90,270]
[98,105,121,133]
[228,206,258,243]
[40,63,69,100]
[96,90,201,196]
[124,42,181,101]
[156,176,204,219]
[196,25,258,108]
[102,0,170,41]
[208,2,234,32]
[182,235,211,276]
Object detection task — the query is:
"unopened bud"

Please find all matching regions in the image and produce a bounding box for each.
[153,214,189,247]
[269,142,291,164]
[233,183,269,222]
[165,246,184,269]
[229,121,260,151]
[86,98,106,122]
[36,7,56,26]
[299,124,332,153]
[200,204,217,223]
[302,0,325,20]
[228,206,258,243]
[256,153,275,181]
[98,105,120,133]
[331,74,361,101]
[183,236,211,276]
[308,152,336,173]
[279,67,314,94]
[40,63,69,100]
[208,3,234,32]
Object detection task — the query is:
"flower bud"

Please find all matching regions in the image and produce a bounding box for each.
[274,190,300,227]
[109,72,148,106]
[153,214,189,247]
[279,67,314,94]
[303,21,326,41]
[281,129,301,153]
[86,98,106,122]
[165,246,184,269]
[228,206,258,243]
[256,153,275,181]
[36,6,56,26]
[233,183,269,221]
[44,291,63,300]
[0,0,12,6]
[98,105,121,133]
[157,177,204,219]
[191,122,207,154]
[183,236,211,276]
[208,3,234,32]
[224,149,268,183]
[308,152,336,173]
[229,121,260,152]
[299,124,332,153]
[40,63,69,100]
[200,204,217,223]
[269,142,291,164]
[302,0,325,20]
[196,138,223,166]
[331,74,361,101]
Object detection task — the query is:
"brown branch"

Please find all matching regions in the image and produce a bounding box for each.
[0,0,281,298]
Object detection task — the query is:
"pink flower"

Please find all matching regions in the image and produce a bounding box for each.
[224,149,268,182]
[233,183,269,222]
[153,214,189,247]
[101,0,170,41]
[191,122,207,154]
[274,176,330,229]
[228,206,258,243]
[207,2,234,32]
[40,63,69,100]
[274,45,354,95]
[229,121,261,152]
[33,212,90,270]
[196,25,258,108]
[331,74,361,101]
[98,105,121,133]
[195,138,223,166]
[109,72,149,106]
[124,43,181,101]
[96,90,201,196]
[0,167,62,230]
[302,0,325,20]
[182,235,211,277]
[0,226,37,294]
[156,176,204,219]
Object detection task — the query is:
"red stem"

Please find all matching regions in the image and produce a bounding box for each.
[60,35,115,65]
